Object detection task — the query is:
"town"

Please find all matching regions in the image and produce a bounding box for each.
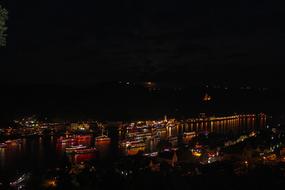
[1,113,285,189]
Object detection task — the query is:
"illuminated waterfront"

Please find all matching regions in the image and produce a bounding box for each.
[0,135,115,186]
[119,114,266,155]
[5,112,285,190]
[0,114,267,184]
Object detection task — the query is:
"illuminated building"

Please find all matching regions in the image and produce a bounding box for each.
[70,123,90,131]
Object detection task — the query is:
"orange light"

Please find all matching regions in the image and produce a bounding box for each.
[192,151,202,157]
[44,179,57,188]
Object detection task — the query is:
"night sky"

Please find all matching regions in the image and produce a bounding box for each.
[1,0,285,86]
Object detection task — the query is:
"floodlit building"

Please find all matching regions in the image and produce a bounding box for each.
[70,123,90,131]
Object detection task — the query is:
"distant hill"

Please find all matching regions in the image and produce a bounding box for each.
[0,82,284,122]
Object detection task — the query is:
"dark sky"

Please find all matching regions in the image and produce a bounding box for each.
[1,0,285,85]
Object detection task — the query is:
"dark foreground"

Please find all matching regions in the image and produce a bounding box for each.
[5,159,285,190]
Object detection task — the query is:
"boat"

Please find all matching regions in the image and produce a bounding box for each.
[0,143,7,148]
[168,136,178,142]
[65,145,87,153]
[95,135,111,143]
[5,140,12,144]
[120,139,146,155]
[5,139,22,145]
[183,132,196,139]
[120,139,145,148]
[168,136,178,146]
[136,125,150,129]
[74,152,96,163]
[126,140,145,149]
[127,131,152,138]
[57,136,76,144]
[144,152,158,157]
[76,135,92,142]
[184,131,196,136]
[10,172,31,187]
[95,125,111,143]
[126,142,146,156]
[74,147,97,154]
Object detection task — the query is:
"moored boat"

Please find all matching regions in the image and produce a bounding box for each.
[96,124,111,143]
[183,131,196,137]
[74,147,97,154]
[65,145,86,153]
[126,142,146,155]
[10,172,31,187]
[168,136,178,142]
[5,139,22,145]
[76,135,92,142]
[0,143,7,148]
[57,136,76,144]
[95,135,111,143]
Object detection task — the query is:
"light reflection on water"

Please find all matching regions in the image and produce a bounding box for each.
[0,115,266,182]
[120,116,266,154]
[0,136,66,183]
[96,143,110,157]
[0,148,5,169]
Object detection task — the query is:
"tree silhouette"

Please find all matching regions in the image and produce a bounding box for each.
[0,5,8,47]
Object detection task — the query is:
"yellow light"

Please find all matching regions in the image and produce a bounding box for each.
[193,152,202,157]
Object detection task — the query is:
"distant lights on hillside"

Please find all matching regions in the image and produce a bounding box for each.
[203,93,212,102]
[144,81,157,91]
